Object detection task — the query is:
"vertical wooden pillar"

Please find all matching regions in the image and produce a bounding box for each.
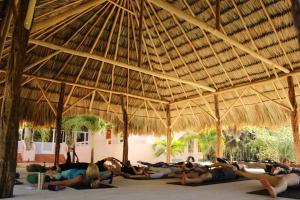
[54,82,66,165]
[121,97,128,163]
[166,104,172,163]
[214,94,222,159]
[287,76,300,164]
[292,0,300,45]
[0,0,30,198]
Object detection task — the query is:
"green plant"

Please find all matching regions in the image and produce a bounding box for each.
[152,139,186,157]
[34,126,50,142]
[62,115,111,162]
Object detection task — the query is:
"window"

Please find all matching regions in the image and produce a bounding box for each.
[75,127,89,144]
[188,140,194,153]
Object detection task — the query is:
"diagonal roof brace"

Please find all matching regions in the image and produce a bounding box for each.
[31,0,107,33]
[148,0,289,74]
[29,39,216,92]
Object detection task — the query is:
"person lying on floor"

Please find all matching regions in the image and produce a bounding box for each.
[181,162,239,185]
[43,164,108,189]
[125,160,207,179]
[137,156,201,169]
[237,158,300,175]
[102,158,146,176]
[236,167,300,198]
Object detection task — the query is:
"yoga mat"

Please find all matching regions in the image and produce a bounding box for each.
[247,186,300,199]
[125,175,175,180]
[70,184,116,190]
[167,177,249,186]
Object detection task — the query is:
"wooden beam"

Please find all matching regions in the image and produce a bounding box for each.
[28,39,216,92]
[63,90,94,114]
[54,82,66,165]
[250,87,291,111]
[148,0,289,74]
[31,0,107,33]
[121,96,129,163]
[0,69,168,104]
[147,101,168,128]
[214,94,222,159]
[0,0,31,197]
[35,79,57,116]
[170,102,189,128]
[171,68,300,105]
[287,76,300,164]
[166,104,172,163]
[220,88,248,121]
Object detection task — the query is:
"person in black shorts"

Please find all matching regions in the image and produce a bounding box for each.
[181,163,238,185]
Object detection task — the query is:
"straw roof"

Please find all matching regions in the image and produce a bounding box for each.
[0,0,300,134]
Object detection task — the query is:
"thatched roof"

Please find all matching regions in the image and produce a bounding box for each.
[0,0,300,134]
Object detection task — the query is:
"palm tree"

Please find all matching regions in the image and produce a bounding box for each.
[152,139,186,157]
[62,115,111,162]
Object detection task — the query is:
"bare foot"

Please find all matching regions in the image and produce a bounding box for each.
[260,179,277,198]
[181,172,187,185]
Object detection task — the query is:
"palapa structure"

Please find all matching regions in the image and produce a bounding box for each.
[0,0,300,197]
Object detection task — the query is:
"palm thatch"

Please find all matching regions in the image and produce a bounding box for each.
[0,0,300,135]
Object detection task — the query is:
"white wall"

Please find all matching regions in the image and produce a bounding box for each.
[74,132,202,164]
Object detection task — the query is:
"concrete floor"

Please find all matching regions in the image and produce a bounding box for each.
[13,176,295,200]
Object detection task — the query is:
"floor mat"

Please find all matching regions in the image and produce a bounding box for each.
[167,177,249,186]
[125,175,176,180]
[247,187,300,199]
[70,184,116,190]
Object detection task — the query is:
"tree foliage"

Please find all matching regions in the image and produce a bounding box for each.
[152,139,186,157]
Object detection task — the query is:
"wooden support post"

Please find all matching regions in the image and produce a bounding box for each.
[287,76,300,164]
[214,94,222,159]
[121,97,129,163]
[166,104,172,163]
[54,82,66,165]
[292,0,300,45]
[0,0,31,198]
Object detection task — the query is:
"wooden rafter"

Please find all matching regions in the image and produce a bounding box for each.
[170,102,189,128]
[147,101,167,128]
[143,2,189,99]
[64,3,120,107]
[147,0,289,74]
[28,39,216,92]
[250,87,292,111]
[172,68,300,105]
[35,6,108,104]
[129,2,163,100]
[130,2,175,101]
[31,0,107,33]
[63,90,95,114]
[220,88,248,121]
[0,69,168,104]
[35,79,57,116]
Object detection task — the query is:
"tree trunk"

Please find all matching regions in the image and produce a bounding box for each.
[121,97,128,163]
[166,104,172,163]
[24,127,32,150]
[0,0,30,197]
[54,82,66,165]
[214,94,222,159]
[287,76,300,164]
[90,133,95,163]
